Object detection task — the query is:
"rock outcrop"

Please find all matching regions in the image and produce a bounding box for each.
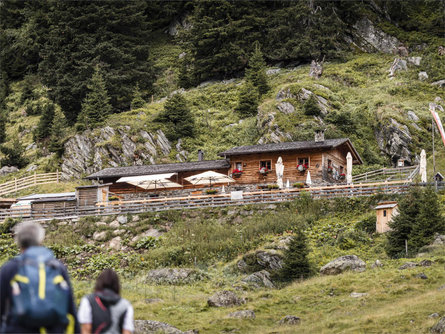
[431,316,445,333]
[320,255,366,275]
[351,17,399,53]
[0,166,19,176]
[241,270,275,289]
[228,310,256,319]
[134,320,195,334]
[207,290,245,307]
[61,126,174,179]
[376,118,412,165]
[146,268,207,285]
[279,315,301,325]
[237,250,283,274]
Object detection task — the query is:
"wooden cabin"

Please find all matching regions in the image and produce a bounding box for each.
[374,201,399,233]
[76,184,111,207]
[31,196,77,219]
[218,134,362,185]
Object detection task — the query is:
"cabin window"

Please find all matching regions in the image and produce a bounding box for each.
[297,157,309,167]
[259,160,272,171]
[235,162,243,171]
[340,166,344,174]
[383,210,387,217]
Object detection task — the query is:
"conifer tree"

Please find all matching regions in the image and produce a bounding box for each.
[48,110,67,156]
[131,86,145,110]
[303,94,321,116]
[279,229,312,282]
[245,41,269,96]
[156,93,195,141]
[78,66,112,129]
[236,81,259,118]
[0,109,6,144]
[34,102,55,141]
[0,137,28,168]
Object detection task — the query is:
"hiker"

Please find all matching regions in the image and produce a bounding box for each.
[0,221,79,333]
[78,269,134,334]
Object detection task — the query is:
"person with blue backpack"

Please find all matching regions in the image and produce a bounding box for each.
[0,221,79,333]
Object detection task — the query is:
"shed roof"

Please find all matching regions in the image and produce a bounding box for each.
[32,197,77,204]
[86,160,231,180]
[18,192,76,201]
[375,203,398,210]
[218,138,362,163]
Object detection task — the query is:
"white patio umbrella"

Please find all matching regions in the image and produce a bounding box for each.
[286,179,290,189]
[184,171,235,186]
[305,170,312,187]
[420,149,427,183]
[117,173,182,190]
[346,152,353,185]
[275,157,284,189]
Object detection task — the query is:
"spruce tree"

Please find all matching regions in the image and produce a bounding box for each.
[34,102,55,141]
[156,93,195,141]
[236,81,259,118]
[78,66,112,129]
[48,110,67,156]
[279,229,312,282]
[0,109,6,144]
[131,86,145,110]
[245,41,269,96]
[409,187,445,251]
[303,94,321,116]
[0,137,28,168]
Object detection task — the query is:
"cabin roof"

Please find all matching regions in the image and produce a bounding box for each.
[18,192,76,201]
[375,203,398,210]
[217,138,362,163]
[86,160,231,180]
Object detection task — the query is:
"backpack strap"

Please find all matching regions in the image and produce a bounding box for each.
[86,294,112,334]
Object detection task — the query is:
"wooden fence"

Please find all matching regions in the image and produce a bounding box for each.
[352,166,419,184]
[1,180,439,222]
[0,171,60,197]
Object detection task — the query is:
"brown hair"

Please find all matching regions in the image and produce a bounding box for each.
[94,269,120,295]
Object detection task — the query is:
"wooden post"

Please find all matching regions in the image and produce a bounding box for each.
[56,169,59,183]
[14,178,17,192]
[34,172,37,186]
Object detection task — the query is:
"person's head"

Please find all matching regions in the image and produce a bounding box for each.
[94,269,121,295]
[14,221,45,251]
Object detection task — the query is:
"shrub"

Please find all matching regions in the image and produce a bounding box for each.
[355,216,377,234]
[267,184,279,189]
[0,218,20,234]
[135,236,159,250]
[303,94,321,116]
[206,189,218,195]
[293,182,305,188]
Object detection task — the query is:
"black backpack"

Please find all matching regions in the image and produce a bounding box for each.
[86,290,126,334]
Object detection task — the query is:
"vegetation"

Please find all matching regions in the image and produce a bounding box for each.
[279,229,312,282]
[0,137,28,168]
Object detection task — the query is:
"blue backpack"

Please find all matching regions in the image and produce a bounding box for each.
[10,246,70,328]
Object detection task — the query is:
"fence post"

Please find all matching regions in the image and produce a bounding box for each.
[56,169,59,183]
[34,172,37,186]
[14,178,17,192]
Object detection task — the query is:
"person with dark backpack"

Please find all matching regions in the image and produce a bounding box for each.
[78,269,134,334]
[0,221,79,333]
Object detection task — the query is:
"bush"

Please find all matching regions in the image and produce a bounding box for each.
[206,189,218,195]
[0,218,20,234]
[135,236,159,250]
[303,94,321,116]
[356,216,377,234]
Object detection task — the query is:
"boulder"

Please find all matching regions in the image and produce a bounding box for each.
[143,228,164,238]
[320,255,366,275]
[117,215,128,225]
[26,164,38,172]
[389,58,407,77]
[433,235,445,245]
[277,102,295,114]
[276,88,296,101]
[112,229,125,236]
[241,270,275,289]
[207,290,245,307]
[431,317,445,333]
[419,72,429,81]
[352,17,399,53]
[407,111,419,122]
[109,221,120,228]
[309,59,323,79]
[134,320,183,334]
[266,68,281,75]
[108,236,122,250]
[350,292,368,298]
[419,260,432,267]
[227,310,255,319]
[279,315,301,325]
[376,118,412,165]
[399,262,418,270]
[93,231,107,241]
[407,57,422,66]
[237,251,283,274]
[0,166,19,176]
[371,260,383,268]
[298,88,329,115]
[430,313,440,319]
[146,268,206,285]
[432,80,445,87]
[415,273,428,279]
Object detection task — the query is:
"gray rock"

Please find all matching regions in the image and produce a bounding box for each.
[117,215,128,225]
[309,60,323,79]
[430,313,440,319]
[237,250,284,274]
[144,298,163,304]
[242,270,275,289]
[407,111,419,122]
[207,290,245,307]
[26,164,38,172]
[352,17,399,53]
[407,57,422,66]
[433,235,445,245]
[419,72,429,81]
[277,102,295,114]
[399,262,418,270]
[93,231,107,241]
[266,68,281,75]
[109,221,120,228]
[320,255,366,275]
[227,310,255,319]
[397,46,409,57]
[108,236,122,250]
[143,228,164,238]
[0,166,19,176]
[371,260,383,268]
[298,88,329,115]
[419,260,432,267]
[134,320,183,334]
[146,268,207,285]
[350,292,368,298]
[279,315,301,325]
[432,79,445,87]
[415,273,428,279]
[112,229,125,236]
[389,58,407,77]
[431,316,445,333]
[276,88,296,101]
[376,118,412,165]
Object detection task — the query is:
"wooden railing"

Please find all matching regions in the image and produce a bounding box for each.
[1,180,440,222]
[352,166,419,184]
[0,171,60,197]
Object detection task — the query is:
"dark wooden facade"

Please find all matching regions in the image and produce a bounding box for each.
[76,184,111,206]
[31,198,76,218]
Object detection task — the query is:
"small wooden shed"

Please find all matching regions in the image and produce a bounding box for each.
[76,184,111,207]
[31,196,77,219]
[375,201,399,233]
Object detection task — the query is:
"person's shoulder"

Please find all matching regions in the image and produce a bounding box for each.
[120,297,133,309]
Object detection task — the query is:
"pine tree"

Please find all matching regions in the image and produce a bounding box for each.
[0,112,6,144]
[236,81,259,118]
[385,187,424,258]
[303,94,321,116]
[130,86,145,110]
[78,66,112,129]
[156,93,195,141]
[409,187,445,251]
[245,41,269,96]
[34,102,55,141]
[48,110,67,156]
[279,229,312,282]
[0,137,28,168]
